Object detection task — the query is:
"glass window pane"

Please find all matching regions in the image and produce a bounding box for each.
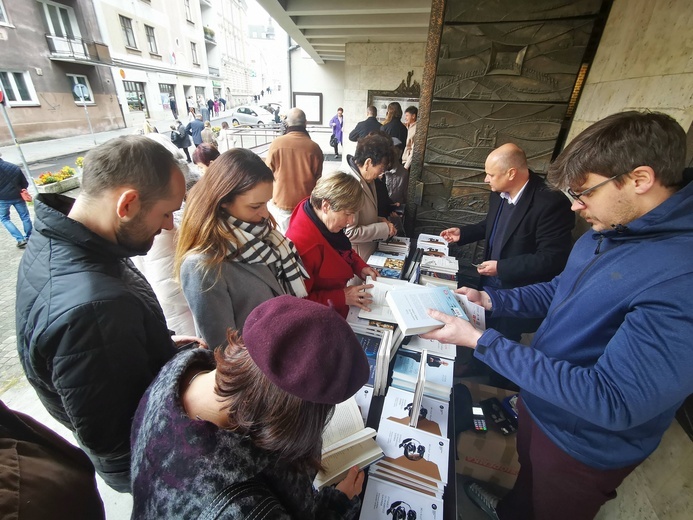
[0,72,15,101]
[60,8,74,39]
[13,72,30,101]
[47,4,64,37]
[0,2,8,24]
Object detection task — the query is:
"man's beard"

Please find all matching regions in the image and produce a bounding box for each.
[115,214,158,256]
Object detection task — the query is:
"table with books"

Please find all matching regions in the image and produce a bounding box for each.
[313,235,487,520]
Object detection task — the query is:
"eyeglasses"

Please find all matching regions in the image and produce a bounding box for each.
[566,173,625,205]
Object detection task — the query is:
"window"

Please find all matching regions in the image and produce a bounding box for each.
[0,71,38,105]
[120,15,137,48]
[144,25,158,54]
[123,81,146,113]
[38,1,80,38]
[184,0,193,22]
[190,42,199,65]
[0,1,9,25]
[67,74,93,103]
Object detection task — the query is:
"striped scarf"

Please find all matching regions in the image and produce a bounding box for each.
[227,218,309,298]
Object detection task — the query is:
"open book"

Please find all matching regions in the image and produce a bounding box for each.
[314,397,384,490]
[358,276,425,323]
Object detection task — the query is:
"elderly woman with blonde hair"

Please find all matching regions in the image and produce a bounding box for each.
[286,172,378,318]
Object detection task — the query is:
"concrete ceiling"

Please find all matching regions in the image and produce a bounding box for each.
[255,0,432,64]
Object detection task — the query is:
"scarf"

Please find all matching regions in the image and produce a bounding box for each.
[303,200,360,267]
[226,218,308,298]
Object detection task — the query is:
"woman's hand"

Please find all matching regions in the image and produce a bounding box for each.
[335,466,365,500]
[172,335,209,349]
[344,284,374,311]
[386,221,397,237]
[360,266,378,281]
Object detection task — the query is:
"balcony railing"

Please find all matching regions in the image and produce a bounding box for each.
[208,66,220,77]
[45,34,112,65]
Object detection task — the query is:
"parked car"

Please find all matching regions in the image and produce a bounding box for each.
[230,105,275,126]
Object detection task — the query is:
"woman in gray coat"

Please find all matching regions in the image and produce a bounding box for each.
[175,149,308,349]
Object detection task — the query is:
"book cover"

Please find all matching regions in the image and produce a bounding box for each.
[375,419,449,484]
[385,285,469,335]
[359,477,444,520]
[382,387,449,438]
[404,336,457,360]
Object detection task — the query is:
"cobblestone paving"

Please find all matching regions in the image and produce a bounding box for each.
[0,203,34,392]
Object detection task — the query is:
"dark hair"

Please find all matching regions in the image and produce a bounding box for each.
[548,111,686,189]
[214,332,334,472]
[337,107,343,112]
[221,121,229,129]
[81,135,178,205]
[367,105,377,117]
[175,148,276,276]
[405,106,418,117]
[192,143,220,166]
[353,132,397,170]
[382,102,403,126]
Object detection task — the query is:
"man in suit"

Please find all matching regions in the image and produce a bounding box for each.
[348,105,382,142]
[441,143,574,340]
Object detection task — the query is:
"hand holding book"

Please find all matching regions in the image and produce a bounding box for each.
[420,308,483,347]
[345,283,375,310]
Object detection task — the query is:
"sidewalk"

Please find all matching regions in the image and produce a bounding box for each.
[0,112,236,165]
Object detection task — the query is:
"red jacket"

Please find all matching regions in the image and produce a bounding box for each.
[286,199,369,317]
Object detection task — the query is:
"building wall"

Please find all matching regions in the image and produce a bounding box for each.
[0,0,123,145]
[568,0,693,141]
[341,42,426,157]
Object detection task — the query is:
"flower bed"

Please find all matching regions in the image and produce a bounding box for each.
[36,166,80,194]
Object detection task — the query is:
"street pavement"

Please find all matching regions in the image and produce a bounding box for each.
[0,124,343,517]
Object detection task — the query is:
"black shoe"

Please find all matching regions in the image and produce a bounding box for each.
[464,482,501,519]
[17,240,27,249]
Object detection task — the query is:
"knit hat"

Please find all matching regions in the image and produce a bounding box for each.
[243,295,369,404]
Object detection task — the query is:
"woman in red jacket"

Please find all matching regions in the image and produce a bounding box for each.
[286,172,378,317]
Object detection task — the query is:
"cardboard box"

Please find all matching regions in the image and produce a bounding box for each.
[455,382,520,490]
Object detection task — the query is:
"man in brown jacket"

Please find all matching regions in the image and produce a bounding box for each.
[266,108,323,233]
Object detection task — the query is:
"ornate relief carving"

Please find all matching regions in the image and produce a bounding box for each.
[435,21,594,103]
[444,0,602,23]
[424,100,565,172]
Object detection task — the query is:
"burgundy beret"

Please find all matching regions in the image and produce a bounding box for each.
[243,295,369,404]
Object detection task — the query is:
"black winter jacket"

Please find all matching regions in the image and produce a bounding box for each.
[15,194,177,476]
[0,158,28,200]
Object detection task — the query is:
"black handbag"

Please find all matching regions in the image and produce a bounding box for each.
[329,134,338,148]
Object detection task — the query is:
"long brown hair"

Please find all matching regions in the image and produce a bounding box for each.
[382,102,403,126]
[214,331,334,472]
[174,148,275,278]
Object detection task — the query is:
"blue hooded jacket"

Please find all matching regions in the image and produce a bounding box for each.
[474,179,693,470]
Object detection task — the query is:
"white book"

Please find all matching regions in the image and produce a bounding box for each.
[392,348,454,401]
[368,466,444,499]
[381,387,450,438]
[375,419,449,485]
[455,293,486,331]
[354,384,375,424]
[359,476,444,520]
[358,277,425,323]
[416,233,449,256]
[420,255,459,273]
[385,285,469,335]
[314,397,383,489]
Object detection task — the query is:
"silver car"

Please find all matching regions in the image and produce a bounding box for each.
[230,105,275,126]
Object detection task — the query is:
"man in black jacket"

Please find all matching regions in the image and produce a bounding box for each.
[0,153,32,248]
[348,105,382,142]
[441,143,574,340]
[15,136,203,493]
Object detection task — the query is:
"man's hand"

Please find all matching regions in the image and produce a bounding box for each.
[420,309,483,347]
[172,335,209,349]
[475,260,498,277]
[440,227,460,244]
[335,466,365,500]
[360,266,379,281]
[455,287,492,311]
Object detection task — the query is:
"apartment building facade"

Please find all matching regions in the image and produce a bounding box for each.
[0,0,123,145]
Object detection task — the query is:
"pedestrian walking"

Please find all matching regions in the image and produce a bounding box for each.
[0,153,32,248]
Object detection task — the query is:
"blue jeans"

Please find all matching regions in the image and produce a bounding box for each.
[0,198,32,243]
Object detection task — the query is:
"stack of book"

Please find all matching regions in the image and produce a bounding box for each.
[391,348,454,401]
[419,254,459,289]
[416,233,449,257]
[377,236,411,256]
[366,251,408,279]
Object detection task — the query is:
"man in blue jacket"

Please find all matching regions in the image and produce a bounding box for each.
[0,153,32,248]
[423,111,693,520]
